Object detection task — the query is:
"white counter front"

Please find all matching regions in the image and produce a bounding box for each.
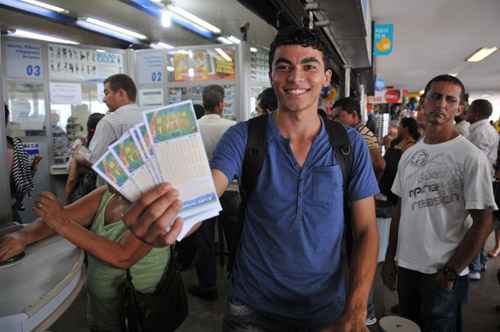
[0,235,85,332]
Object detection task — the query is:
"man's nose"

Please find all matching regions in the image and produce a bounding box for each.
[287,67,304,82]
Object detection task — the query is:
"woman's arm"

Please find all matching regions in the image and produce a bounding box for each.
[0,188,105,262]
[34,192,155,269]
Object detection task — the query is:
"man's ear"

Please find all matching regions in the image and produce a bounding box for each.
[324,69,333,86]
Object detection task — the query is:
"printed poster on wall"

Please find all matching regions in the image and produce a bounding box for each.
[50,82,83,105]
[6,41,43,80]
[137,52,164,84]
[169,48,235,82]
[49,44,124,81]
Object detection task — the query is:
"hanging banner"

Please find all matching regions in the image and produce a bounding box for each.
[137,52,164,84]
[6,41,43,80]
[373,23,394,56]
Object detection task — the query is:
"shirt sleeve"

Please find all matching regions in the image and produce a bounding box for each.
[464,151,498,210]
[391,160,403,198]
[210,122,247,182]
[347,129,380,202]
[89,118,116,163]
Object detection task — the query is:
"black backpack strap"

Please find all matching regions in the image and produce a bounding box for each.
[240,114,269,197]
[321,113,353,193]
[228,114,268,274]
[321,113,355,260]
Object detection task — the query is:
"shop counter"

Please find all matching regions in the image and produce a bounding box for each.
[0,235,85,332]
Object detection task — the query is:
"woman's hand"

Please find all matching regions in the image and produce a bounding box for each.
[0,232,27,262]
[33,192,68,231]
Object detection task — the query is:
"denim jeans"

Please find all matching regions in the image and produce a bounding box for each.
[470,248,487,273]
[222,299,334,332]
[398,267,468,332]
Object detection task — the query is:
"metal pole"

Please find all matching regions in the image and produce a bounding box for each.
[344,65,351,97]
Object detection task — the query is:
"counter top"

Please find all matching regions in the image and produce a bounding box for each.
[0,235,85,331]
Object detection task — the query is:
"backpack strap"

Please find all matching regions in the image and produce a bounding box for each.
[228,114,268,274]
[321,112,354,259]
[240,114,268,199]
[321,113,353,194]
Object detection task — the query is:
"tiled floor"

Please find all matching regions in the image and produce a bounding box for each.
[50,236,500,332]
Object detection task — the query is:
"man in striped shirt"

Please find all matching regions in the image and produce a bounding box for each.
[333,97,385,177]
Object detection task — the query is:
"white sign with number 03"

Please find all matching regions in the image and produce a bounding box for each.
[6,41,43,80]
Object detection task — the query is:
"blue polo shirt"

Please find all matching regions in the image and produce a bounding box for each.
[211,115,379,323]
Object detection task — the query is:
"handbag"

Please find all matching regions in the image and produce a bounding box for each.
[120,247,189,332]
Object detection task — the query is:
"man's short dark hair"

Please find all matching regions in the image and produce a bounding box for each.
[469,99,493,119]
[333,97,361,119]
[202,85,225,112]
[104,74,137,102]
[4,104,9,125]
[257,88,277,112]
[193,103,205,119]
[423,74,466,105]
[269,26,330,72]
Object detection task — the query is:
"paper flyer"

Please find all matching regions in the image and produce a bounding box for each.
[143,100,221,218]
[92,151,141,201]
[109,133,156,194]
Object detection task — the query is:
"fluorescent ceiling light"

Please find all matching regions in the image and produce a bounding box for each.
[466,47,498,62]
[84,17,147,40]
[161,10,171,28]
[217,37,232,45]
[449,72,458,77]
[9,28,79,45]
[96,49,106,53]
[250,47,258,53]
[150,42,174,49]
[215,48,232,62]
[227,36,241,44]
[20,0,68,13]
[167,5,221,34]
[167,66,175,72]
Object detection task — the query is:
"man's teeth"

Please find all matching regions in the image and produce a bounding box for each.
[286,89,306,95]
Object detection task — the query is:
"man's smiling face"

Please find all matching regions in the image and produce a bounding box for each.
[270,45,331,115]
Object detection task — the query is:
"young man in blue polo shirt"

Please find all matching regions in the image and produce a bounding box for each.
[122,26,379,332]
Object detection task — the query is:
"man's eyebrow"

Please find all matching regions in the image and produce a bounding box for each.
[300,57,321,64]
[274,58,293,65]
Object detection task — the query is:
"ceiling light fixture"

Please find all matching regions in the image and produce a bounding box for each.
[83,17,147,40]
[150,41,174,49]
[250,47,258,53]
[449,72,458,77]
[167,5,221,34]
[217,37,232,45]
[227,36,241,44]
[20,0,68,13]
[215,48,232,62]
[8,28,79,45]
[466,47,498,63]
[161,9,171,28]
